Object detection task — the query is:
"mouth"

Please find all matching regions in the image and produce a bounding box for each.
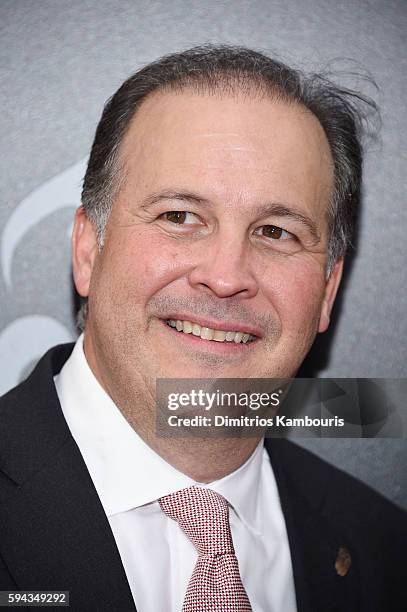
[163,318,258,345]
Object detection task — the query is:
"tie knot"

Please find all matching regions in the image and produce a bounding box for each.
[159,486,235,556]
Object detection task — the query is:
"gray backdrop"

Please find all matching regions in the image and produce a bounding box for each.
[1,0,406,509]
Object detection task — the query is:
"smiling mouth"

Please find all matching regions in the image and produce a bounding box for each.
[165,319,257,344]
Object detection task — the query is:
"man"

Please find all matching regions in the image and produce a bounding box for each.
[0,45,405,611]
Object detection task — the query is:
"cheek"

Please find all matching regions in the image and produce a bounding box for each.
[262,258,326,331]
[100,230,194,305]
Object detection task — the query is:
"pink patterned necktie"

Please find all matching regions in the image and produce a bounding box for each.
[159,486,252,611]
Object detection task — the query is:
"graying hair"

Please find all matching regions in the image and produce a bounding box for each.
[78,44,378,328]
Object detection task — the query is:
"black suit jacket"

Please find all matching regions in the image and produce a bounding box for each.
[0,344,406,611]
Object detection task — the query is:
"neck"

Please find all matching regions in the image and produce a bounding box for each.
[141,435,262,483]
[83,331,262,482]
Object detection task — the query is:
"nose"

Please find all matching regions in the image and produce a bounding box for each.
[188,233,259,299]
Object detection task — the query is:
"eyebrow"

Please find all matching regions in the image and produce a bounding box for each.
[140,190,321,242]
[140,190,208,211]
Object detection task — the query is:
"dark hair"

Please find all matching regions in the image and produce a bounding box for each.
[82,44,378,270]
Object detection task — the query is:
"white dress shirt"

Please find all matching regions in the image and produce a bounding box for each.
[54,335,297,612]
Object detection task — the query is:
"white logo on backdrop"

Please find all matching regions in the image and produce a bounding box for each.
[0,159,87,395]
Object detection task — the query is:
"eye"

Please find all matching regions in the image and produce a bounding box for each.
[161,211,200,224]
[256,225,294,240]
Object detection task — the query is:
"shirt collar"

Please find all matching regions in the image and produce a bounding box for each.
[207,440,265,535]
[55,335,266,534]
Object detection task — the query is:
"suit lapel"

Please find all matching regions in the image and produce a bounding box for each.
[0,345,136,611]
[266,439,360,612]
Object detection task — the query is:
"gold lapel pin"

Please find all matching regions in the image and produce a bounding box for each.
[335,546,352,577]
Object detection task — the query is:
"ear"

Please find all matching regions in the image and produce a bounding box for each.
[72,206,98,298]
[318,258,344,333]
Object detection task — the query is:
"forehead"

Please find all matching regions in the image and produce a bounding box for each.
[118,89,334,220]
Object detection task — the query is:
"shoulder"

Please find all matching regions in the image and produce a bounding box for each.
[266,437,406,526]
[0,344,75,486]
[0,342,74,412]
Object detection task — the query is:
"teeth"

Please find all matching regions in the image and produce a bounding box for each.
[192,323,201,337]
[213,330,227,342]
[183,321,192,334]
[201,327,214,340]
[166,320,255,344]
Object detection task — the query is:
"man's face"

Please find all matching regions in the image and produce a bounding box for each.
[74,90,342,404]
